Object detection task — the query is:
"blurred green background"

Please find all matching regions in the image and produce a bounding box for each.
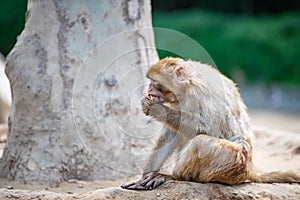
[152,0,300,86]
[0,0,299,86]
[0,1,26,56]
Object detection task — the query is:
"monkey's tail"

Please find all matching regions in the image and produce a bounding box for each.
[249,171,300,183]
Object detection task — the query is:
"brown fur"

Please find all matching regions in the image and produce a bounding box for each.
[122,57,300,190]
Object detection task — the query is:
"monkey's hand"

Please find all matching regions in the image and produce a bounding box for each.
[121,172,173,190]
[142,95,180,131]
[142,94,160,115]
[142,95,168,118]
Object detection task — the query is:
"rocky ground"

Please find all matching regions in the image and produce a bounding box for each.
[0,181,299,200]
[0,110,300,200]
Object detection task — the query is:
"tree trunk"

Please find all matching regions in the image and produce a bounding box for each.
[0,54,10,136]
[0,0,159,184]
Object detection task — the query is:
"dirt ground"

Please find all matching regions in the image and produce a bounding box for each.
[249,109,300,134]
[0,109,300,197]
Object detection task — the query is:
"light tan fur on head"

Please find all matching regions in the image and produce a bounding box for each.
[147,57,190,96]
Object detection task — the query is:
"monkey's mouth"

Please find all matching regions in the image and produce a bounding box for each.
[144,93,165,102]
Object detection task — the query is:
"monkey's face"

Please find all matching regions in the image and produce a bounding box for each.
[142,79,179,116]
[144,57,189,104]
[142,57,193,116]
[145,79,178,104]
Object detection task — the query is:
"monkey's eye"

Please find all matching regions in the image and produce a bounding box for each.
[168,63,176,69]
[157,84,163,93]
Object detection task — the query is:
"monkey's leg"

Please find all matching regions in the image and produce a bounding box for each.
[173,134,251,185]
[121,128,181,190]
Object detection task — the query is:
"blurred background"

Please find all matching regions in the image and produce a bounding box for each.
[0,0,299,131]
[151,0,300,115]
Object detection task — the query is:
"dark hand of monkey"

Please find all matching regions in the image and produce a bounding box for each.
[121,172,173,190]
[141,96,154,115]
[141,96,166,118]
[142,96,180,131]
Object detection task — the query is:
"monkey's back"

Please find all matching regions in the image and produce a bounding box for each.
[185,60,254,143]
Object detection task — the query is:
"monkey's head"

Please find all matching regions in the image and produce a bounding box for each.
[144,57,191,109]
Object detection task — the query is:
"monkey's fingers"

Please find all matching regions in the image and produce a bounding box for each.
[121,182,136,189]
[144,175,167,190]
[141,172,157,186]
[143,93,154,101]
[126,184,147,190]
[144,178,156,189]
[152,176,166,189]
[141,98,153,115]
[122,182,150,190]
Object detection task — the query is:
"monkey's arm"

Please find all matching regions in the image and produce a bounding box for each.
[142,97,181,131]
[121,128,180,190]
[143,97,200,139]
[143,128,181,173]
[121,97,198,190]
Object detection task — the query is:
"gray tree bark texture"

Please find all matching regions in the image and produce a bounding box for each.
[0,0,160,184]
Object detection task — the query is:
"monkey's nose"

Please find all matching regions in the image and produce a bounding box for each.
[148,83,155,93]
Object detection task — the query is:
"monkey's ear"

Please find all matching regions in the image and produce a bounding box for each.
[174,66,186,81]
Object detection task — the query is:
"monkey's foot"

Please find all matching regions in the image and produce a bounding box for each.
[121,172,173,190]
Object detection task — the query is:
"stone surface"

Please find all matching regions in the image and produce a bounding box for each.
[0,181,299,200]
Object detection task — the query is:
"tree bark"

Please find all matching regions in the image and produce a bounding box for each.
[0,0,159,184]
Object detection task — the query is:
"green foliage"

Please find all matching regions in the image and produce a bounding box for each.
[0,0,26,55]
[0,2,299,85]
[153,9,300,85]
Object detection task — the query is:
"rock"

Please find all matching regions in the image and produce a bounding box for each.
[67,179,77,184]
[0,181,299,200]
[6,185,13,190]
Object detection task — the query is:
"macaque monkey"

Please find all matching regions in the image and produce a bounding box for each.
[122,57,300,190]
